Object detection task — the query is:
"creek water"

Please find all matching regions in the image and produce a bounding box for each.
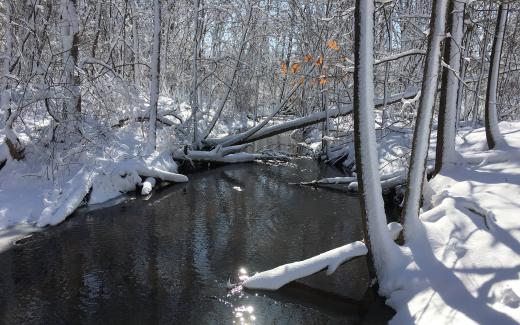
[0,155,395,324]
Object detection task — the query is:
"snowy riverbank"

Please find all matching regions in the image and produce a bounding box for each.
[236,122,520,324]
[385,121,520,324]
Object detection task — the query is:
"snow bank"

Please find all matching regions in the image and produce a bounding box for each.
[242,241,367,290]
[384,122,520,324]
[0,128,188,232]
[38,167,96,227]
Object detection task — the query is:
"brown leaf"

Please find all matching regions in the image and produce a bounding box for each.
[291,63,300,74]
[327,39,340,51]
[281,61,287,77]
[315,55,323,66]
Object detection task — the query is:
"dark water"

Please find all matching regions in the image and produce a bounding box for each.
[0,159,394,324]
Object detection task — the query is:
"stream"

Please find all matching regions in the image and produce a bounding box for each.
[0,153,395,324]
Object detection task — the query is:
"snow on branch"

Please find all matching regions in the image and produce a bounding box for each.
[238,220,403,291]
[172,148,290,164]
[242,241,368,290]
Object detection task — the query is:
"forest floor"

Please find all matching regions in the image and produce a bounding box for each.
[387,121,520,324]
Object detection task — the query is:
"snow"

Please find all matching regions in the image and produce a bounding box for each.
[242,241,368,290]
[0,102,188,241]
[384,122,520,324]
[141,177,156,195]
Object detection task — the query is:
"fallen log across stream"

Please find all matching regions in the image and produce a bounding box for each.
[202,88,420,149]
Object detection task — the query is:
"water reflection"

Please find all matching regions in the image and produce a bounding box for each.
[0,158,393,324]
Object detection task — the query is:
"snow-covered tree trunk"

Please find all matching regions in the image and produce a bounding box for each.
[435,0,464,174]
[1,0,24,161]
[353,0,401,291]
[0,0,13,127]
[131,0,141,87]
[145,0,161,156]
[484,4,508,150]
[190,0,201,147]
[471,5,491,127]
[61,0,81,136]
[401,0,448,241]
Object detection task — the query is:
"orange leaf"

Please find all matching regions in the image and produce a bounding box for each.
[315,55,323,66]
[291,63,300,74]
[319,76,327,85]
[281,62,287,77]
[327,39,340,51]
[304,54,313,62]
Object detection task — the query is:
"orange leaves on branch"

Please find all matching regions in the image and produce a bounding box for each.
[290,63,300,74]
[327,39,340,51]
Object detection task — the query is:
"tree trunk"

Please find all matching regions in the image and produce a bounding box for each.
[145,0,161,155]
[353,0,401,291]
[61,0,81,137]
[1,0,24,161]
[401,0,448,242]
[435,0,464,174]
[190,0,201,147]
[484,4,508,150]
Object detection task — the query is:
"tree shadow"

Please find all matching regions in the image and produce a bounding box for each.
[407,221,518,324]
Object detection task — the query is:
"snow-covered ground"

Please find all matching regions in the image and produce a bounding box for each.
[0,95,191,251]
[387,121,520,324]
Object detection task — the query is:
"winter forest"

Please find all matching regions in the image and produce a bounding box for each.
[1,0,520,323]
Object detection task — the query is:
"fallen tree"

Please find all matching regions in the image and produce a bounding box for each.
[239,222,402,291]
[202,87,419,148]
[172,144,291,164]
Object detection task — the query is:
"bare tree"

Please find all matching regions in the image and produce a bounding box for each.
[145,0,162,155]
[353,0,401,288]
[401,0,448,241]
[485,4,508,149]
[435,0,465,174]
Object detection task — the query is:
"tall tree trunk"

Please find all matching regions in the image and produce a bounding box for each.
[471,5,491,127]
[1,0,24,161]
[435,0,464,174]
[484,4,508,150]
[145,0,161,155]
[61,0,81,137]
[401,0,448,241]
[353,0,401,291]
[190,0,201,147]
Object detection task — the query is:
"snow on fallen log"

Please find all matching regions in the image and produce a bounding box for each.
[204,88,420,147]
[240,222,403,291]
[37,167,96,227]
[242,241,367,290]
[296,170,405,191]
[135,165,188,183]
[172,148,290,164]
[37,155,188,227]
[141,177,156,195]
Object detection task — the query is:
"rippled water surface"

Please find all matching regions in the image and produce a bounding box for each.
[0,158,394,324]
